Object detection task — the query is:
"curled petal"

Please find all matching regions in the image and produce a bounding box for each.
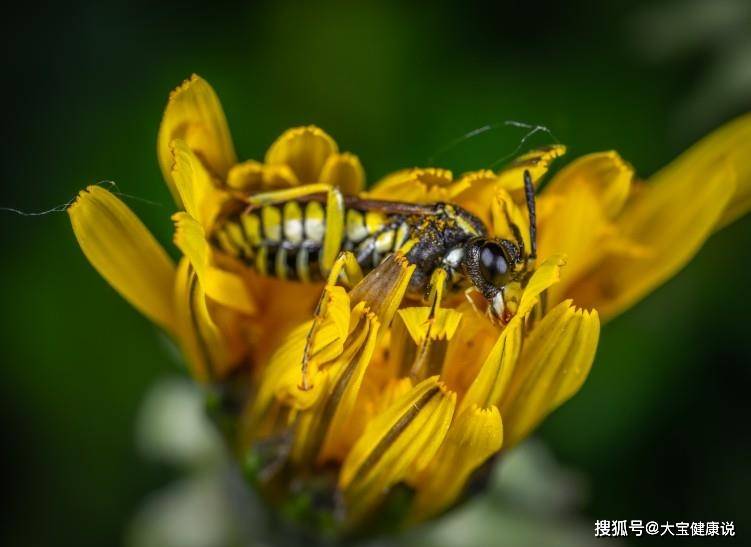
[173,258,232,381]
[171,139,228,230]
[544,151,633,219]
[274,286,351,408]
[292,304,381,465]
[517,254,566,318]
[495,145,567,191]
[491,189,530,248]
[246,285,351,429]
[501,300,599,448]
[451,170,498,224]
[339,376,456,523]
[158,75,237,205]
[226,160,298,192]
[536,152,634,306]
[450,146,567,244]
[265,126,338,183]
[172,213,254,314]
[368,168,466,203]
[320,152,366,195]
[452,145,564,226]
[537,184,611,305]
[69,186,175,332]
[410,405,503,521]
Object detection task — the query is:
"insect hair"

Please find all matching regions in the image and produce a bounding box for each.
[426,119,560,169]
[0,180,163,217]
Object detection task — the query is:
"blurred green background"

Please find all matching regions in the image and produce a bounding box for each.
[2,1,750,545]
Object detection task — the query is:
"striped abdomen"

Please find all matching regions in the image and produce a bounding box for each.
[212,200,410,282]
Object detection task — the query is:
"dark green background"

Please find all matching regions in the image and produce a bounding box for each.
[2,1,749,545]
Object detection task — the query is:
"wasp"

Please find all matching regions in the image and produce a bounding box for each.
[212,169,539,323]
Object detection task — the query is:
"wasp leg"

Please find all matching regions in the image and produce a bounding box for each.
[244,183,334,207]
[392,235,417,257]
[408,266,449,381]
[299,251,363,391]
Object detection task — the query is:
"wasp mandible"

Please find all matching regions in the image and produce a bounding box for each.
[212,170,539,386]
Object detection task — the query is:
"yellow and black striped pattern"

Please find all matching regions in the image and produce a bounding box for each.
[214,200,402,282]
[212,198,486,290]
[343,209,412,269]
[214,200,329,282]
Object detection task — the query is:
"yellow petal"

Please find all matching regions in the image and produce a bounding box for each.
[459,316,522,414]
[395,306,464,382]
[398,307,463,345]
[158,75,237,205]
[274,284,352,407]
[318,310,380,461]
[246,285,351,429]
[265,126,338,183]
[69,186,175,332]
[451,147,563,228]
[170,139,228,230]
[172,212,254,314]
[226,159,299,193]
[383,309,416,379]
[536,184,609,305]
[534,152,633,307]
[410,405,503,521]
[490,189,530,249]
[566,163,736,319]
[501,301,599,447]
[544,151,633,218]
[320,152,366,195]
[652,112,751,229]
[566,114,751,319]
[516,254,566,318]
[440,302,500,396]
[495,144,567,192]
[339,376,456,522]
[450,169,499,225]
[173,258,230,381]
[367,168,466,203]
[292,305,381,465]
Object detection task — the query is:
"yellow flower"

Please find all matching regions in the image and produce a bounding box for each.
[68,74,751,530]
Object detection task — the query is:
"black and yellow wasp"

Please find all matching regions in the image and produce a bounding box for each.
[211,168,540,388]
[212,170,539,324]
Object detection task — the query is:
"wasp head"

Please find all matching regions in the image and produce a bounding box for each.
[461,236,526,322]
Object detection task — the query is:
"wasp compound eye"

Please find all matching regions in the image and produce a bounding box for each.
[479,242,509,286]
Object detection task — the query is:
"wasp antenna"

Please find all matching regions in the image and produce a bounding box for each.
[524,170,537,260]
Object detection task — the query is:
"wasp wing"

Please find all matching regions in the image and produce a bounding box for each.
[342,196,440,216]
